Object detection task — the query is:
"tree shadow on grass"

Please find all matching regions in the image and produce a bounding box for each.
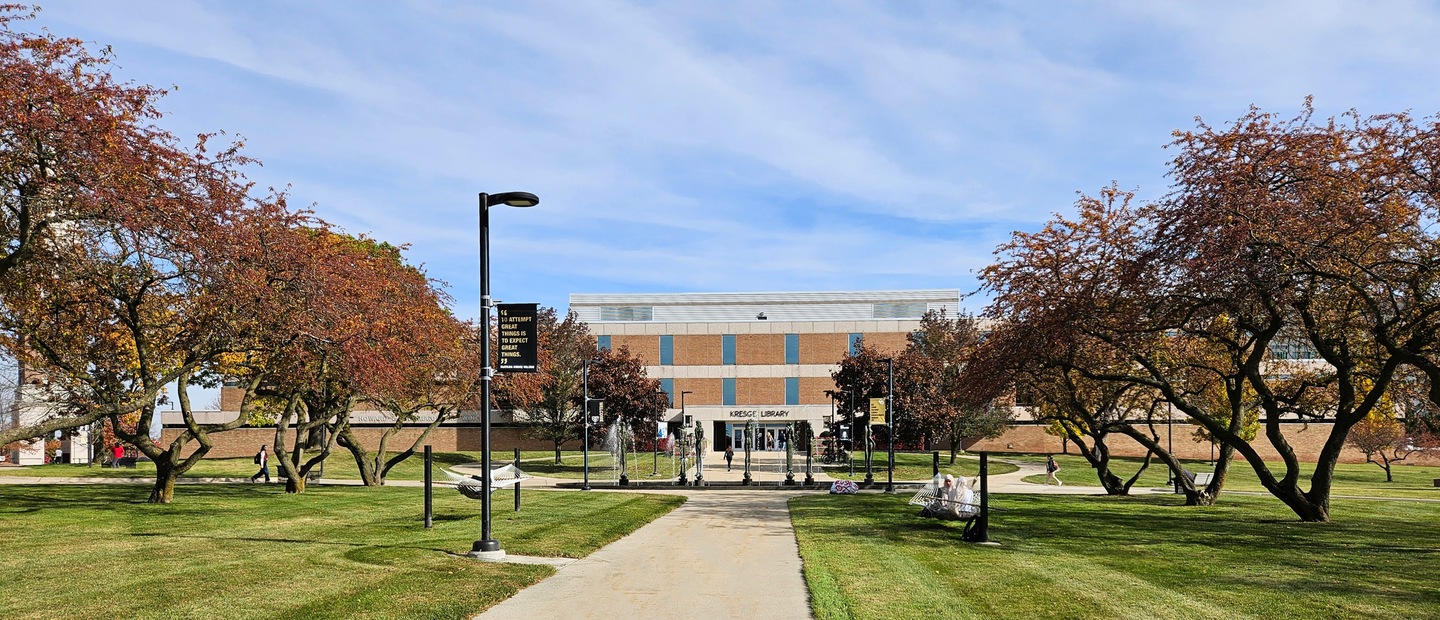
[129,532,456,555]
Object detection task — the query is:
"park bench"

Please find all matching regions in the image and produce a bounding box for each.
[439,464,530,500]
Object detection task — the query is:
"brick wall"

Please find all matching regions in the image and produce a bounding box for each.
[611,334,659,363]
[964,422,1440,466]
[736,378,784,405]
[736,333,784,365]
[799,333,848,364]
[158,426,576,459]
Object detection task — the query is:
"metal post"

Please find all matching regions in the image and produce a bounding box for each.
[804,422,814,485]
[743,419,753,485]
[424,444,433,529]
[654,390,664,476]
[678,391,691,485]
[514,447,521,512]
[784,422,796,485]
[885,357,895,494]
[472,194,499,556]
[583,359,596,491]
[932,451,940,477]
[964,451,991,543]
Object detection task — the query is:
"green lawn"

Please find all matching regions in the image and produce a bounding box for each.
[824,451,1020,482]
[791,492,1440,620]
[0,484,683,619]
[1006,453,1440,499]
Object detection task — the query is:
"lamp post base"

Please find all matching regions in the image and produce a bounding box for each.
[677,473,687,485]
[619,474,629,486]
[803,473,814,485]
[784,473,795,485]
[742,473,751,485]
[469,539,504,561]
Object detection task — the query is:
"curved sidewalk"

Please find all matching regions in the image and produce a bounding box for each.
[475,489,812,620]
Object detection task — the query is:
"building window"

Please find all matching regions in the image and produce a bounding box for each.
[600,306,653,321]
[660,378,674,403]
[596,335,611,352]
[723,378,736,406]
[848,333,863,356]
[722,334,736,365]
[785,334,799,364]
[660,335,674,365]
[785,377,799,405]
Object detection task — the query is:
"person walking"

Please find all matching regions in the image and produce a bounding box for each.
[724,443,735,471]
[250,445,270,483]
[1045,454,1063,486]
[111,444,124,468]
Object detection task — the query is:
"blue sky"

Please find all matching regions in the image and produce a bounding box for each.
[26,1,1440,317]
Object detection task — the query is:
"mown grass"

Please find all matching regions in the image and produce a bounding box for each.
[1006,452,1440,499]
[823,451,1020,482]
[0,484,683,619]
[791,492,1440,620]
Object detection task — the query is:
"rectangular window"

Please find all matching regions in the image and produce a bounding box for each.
[784,334,799,364]
[722,378,736,406]
[785,377,799,405]
[848,333,864,356]
[722,334,736,365]
[660,378,674,403]
[659,335,674,365]
[596,335,611,352]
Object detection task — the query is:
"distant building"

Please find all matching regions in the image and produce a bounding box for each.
[570,290,962,452]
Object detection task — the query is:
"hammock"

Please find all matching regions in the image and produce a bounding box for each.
[908,473,979,521]
[439,464,530,500]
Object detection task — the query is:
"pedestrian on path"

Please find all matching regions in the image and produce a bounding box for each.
[725,444,734,471]
[250,445,270,483]
[1045,454,1062,486]
[111,444,124,468]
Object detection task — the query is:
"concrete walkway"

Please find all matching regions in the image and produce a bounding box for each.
[475,489,812,620]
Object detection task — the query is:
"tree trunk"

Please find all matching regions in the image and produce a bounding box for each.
[337,427,378,486]
[554,444,563,465]
[149,460,178,504]
[286,475,305,494]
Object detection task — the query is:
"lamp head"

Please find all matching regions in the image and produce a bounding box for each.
[483,191,540,208]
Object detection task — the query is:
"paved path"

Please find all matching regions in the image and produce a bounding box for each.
[475,489,812,620]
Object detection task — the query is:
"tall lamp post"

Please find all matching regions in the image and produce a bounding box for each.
[471,190,539,560]
[582,358,603,491]
[881,357,895,493]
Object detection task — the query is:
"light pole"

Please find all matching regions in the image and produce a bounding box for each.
[582,358,603,491]
[678,391,692,484]
[694,419,705,485]
[618,414,629,487]
[881,357,895,494]
[472,190,539,560]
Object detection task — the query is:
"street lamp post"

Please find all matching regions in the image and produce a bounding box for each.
[582,358,602,491]
[618,415,629,487]
[882,357,895,494]
[803,421,814,485]
[471,190,539,560]
[743,419,754,485]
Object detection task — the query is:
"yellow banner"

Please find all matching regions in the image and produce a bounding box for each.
[869,398,886,422]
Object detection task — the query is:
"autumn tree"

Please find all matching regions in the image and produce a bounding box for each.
[0,6,243,448]
[496,308,596,463]
[894,310,1011,462]
[586,345,668,449]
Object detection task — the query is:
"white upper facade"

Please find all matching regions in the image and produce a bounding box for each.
[570,289,962,323]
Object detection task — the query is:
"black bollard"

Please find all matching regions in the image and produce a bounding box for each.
[932,451,940,477]
[964,451,991,543]
[424,445,433,529]
[514,447,521,512]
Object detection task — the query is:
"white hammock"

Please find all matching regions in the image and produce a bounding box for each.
[909,473,979,520]
[439,464,530,500]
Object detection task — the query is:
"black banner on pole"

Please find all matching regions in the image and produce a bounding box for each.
[497,303,539,372]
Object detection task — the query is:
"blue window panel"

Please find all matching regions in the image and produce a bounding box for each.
[785,377,799,405]
[722,334,736,365]
[660,378,674,403]
[596,335,611,352]
[722,378,736,406]
[785,334,799,364]
[848,333,864,356]
[659,335,673,365]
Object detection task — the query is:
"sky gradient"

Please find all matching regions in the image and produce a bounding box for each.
[25,0,1440,317]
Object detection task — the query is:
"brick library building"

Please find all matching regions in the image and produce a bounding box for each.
[570,290,960,453]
